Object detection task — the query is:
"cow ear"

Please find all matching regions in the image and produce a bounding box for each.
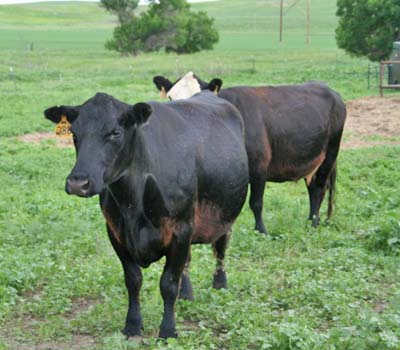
[153,76,173,92]
[133,103,152,125]
[142,174,169,228]
[121,103,152,128]
[208,78,223,94]
[44,105,80,124]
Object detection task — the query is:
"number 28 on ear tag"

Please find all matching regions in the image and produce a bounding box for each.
[55,115,72,138]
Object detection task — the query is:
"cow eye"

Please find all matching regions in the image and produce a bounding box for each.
[110,130,122,139]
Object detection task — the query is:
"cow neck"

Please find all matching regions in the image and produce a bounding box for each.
[105,128,150,214]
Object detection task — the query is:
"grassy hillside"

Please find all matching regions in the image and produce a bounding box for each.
[0,0,339,50]
[0,2,113,50]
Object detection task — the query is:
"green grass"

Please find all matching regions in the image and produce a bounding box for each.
[0,141,399,350]
[0,1,399,349]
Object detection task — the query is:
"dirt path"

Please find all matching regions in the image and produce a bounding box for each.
[17,96,400,149]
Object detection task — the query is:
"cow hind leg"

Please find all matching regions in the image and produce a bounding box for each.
[249,180,267,234]
[306,144,340,227]
[178,249,194,300]
[306,178,326,227]
[212,232,231,289]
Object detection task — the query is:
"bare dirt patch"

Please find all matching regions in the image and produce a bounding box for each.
[64,298,97,320]
[342,96,400,149]
[3,331,97,350]
[4,335,97,350]
[17,132,73,148]
[2,299,99,350]
[16,96,400,150]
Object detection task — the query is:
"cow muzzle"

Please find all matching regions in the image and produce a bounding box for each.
[66,175,93,197]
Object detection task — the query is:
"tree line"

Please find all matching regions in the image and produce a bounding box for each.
[102,0,400,62]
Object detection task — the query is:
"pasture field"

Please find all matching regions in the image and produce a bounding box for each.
[0,0,390,138]
[0,141,399,350]
[0,1,400,349]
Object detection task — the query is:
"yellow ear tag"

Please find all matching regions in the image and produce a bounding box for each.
[160,86,167,99]
[55,115,72,138]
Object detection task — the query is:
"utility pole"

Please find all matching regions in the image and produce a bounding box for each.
[279,0,283,43]
[306,0,310,45]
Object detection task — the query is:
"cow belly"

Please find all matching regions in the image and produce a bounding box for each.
[267,152,326,182]
[192,201,233,244]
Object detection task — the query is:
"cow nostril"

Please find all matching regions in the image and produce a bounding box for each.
[81,180,90,191]
[66,177,91,196]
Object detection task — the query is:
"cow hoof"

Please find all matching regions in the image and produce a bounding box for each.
[311,215,320,227]
[213,270,227,289]
[158,327,178,339]
[255,223,268,235]
[179,289,194,301]
[122,326,142,338]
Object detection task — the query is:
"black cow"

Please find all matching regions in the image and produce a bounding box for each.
[153,74,347,234]
[44,91,248,338]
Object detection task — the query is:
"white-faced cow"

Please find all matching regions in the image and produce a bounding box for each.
[153,74,347,234]
[44,91,248,338]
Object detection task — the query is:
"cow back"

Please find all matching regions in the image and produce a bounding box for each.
[219,83,346,182]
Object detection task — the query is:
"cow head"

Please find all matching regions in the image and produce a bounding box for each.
[153,73,223,100]
[44,93,152,197]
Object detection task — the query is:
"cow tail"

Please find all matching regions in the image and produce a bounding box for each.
[327,162,337,219]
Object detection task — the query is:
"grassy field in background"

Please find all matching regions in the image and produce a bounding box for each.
[0,0,384,137]
[0,1,399,349]
[0,0,338,50]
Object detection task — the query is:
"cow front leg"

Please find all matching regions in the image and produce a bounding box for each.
[212,232,231,289]
[121,260,143,337]
[249,180,267,234]
[159,224,192,339]
[179,248,194,300]
[107,225,143,337]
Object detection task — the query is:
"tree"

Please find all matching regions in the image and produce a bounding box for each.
[168,10,219,54]
[336,0,400,62]
[100,0,139,24]
[105,0,219,56]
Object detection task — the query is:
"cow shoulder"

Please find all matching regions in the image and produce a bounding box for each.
[142,175,169,228]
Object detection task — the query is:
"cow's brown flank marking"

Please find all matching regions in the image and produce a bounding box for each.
[160,218,177,246]
[305,152,326,185]
[102,210,122,243]
[268,151,326,182]
[252,132,272,174]
[193,201,232,243]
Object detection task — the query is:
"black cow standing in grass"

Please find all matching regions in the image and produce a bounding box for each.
[153,74,347,234]
[44,91,248,338]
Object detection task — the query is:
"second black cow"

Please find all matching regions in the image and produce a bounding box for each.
[154,74,347,234]
[44,91,248,338]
